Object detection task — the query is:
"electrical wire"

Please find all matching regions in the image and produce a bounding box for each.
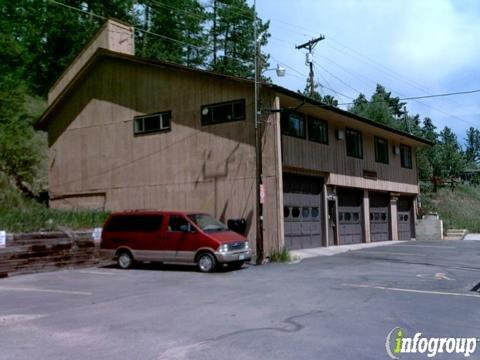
[48,0,251,66]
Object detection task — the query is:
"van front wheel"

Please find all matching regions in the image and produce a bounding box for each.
[197,252,216,273]
[117,250,134,269]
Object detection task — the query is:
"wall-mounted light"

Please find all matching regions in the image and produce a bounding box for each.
[336,129,345,140]
[393,145,400,155]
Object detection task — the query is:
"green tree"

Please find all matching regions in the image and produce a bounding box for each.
[209,0,270,78]
[437,126,466,178]
[1,0,135,95]
[349,85,406,127]
[416,117,438,181]
[464,127,480,165]
[140,0,208,66]
[298,79,338,107]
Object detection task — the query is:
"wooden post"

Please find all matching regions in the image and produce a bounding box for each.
[390,196,399,241]
[363,189,371,243]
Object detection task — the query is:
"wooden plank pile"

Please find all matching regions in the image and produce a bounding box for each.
[0,230,105,277]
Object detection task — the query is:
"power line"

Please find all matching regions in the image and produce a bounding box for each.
[313,60,363,95]
[338,89,480,105]
[48,0,251,66]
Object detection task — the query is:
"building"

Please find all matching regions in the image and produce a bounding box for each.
[36,19,431,256]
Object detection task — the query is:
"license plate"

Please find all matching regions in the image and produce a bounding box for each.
[238,254,245,260]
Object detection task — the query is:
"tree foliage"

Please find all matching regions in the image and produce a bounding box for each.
[299,79,339,107]
[346,84,474,182]
[465,127,480,165]
[0,0,271,198]
[209,0,270,78]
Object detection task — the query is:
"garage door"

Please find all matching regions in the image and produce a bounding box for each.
[283,174,323,250]
[369,193,390,242]
[398,197,414,240]
[338,188,363,245]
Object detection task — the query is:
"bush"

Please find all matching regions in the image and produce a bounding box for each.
[421,184,480,232]
[269,247,292,263]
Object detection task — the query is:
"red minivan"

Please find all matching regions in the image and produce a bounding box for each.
[100,211,251,272]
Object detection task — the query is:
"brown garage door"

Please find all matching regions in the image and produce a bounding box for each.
[369,192,390,242]
[398,197,414,240]
[283,174,323,250]
[338,188,363,245]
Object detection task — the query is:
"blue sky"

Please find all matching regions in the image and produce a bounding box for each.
[254,0,480,142]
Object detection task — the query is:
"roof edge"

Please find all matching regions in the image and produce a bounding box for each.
[269,84,433,146]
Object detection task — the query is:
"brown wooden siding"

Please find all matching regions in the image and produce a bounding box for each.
[281,115,419,194]
[48,58,261,243]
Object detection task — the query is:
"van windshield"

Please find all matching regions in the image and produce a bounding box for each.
[188,214,229,232]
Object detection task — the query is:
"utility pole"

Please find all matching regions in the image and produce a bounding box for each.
[295,35,325,97]
[403,105,411,133]
[213,0,217,66]
[253,0,264,265]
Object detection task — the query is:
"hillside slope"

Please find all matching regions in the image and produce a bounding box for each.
[0,172,108,232]
[421,184,480,232]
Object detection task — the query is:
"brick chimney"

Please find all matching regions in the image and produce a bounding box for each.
[48,19,135,105]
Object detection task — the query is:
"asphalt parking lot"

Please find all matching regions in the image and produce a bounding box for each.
[1,240,480,360]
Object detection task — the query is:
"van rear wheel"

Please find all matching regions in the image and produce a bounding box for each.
[117,250,134,269]
[197,252,216,273]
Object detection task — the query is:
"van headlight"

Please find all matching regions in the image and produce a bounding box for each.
[218,244,229,253]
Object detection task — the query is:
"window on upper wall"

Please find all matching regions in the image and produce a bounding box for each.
[346,128,363,158]
[201,99,245,126]
[307,116,328,144]
[133,111,171,135]
[400,144,412,168]
[281,111,306,138]
[374,136,389,164]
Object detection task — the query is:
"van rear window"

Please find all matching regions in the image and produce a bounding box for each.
[104,215,163,232]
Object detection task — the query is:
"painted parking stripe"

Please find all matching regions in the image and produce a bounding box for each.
[76,270,116,276]
[392,244,457,249]
[0,286,91,296]
[357,250,427,257]
[342,284,480,298]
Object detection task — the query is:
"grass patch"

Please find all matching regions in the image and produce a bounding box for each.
[269,247,292,263]
[0,172,109,232]
[0,206,109,233]
[421,184,480,232]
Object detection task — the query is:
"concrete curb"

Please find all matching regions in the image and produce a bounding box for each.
[289,240,408,260]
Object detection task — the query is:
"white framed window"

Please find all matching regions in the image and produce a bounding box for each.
[134,111,171,135]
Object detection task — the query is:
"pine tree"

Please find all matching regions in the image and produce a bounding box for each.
[464,127,480,165]
[209,0,270,78]
[140,0,208,66]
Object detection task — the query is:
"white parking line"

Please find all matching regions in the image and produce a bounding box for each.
[358,250,427,257]
[76,270,116,276]
[342,283,480,298]
[0,286,91,296]
[393,244,457,249]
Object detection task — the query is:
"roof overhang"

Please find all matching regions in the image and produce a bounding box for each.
[35,48,433,147]
[267,84,433,147]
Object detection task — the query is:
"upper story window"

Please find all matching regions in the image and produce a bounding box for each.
[281,111,306,138]
[307,116,328,144]
[134,111,171,135]
[374,136,389,164]
[400,144,412,169]
[346,128,363,158]
[201,99,245,126]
